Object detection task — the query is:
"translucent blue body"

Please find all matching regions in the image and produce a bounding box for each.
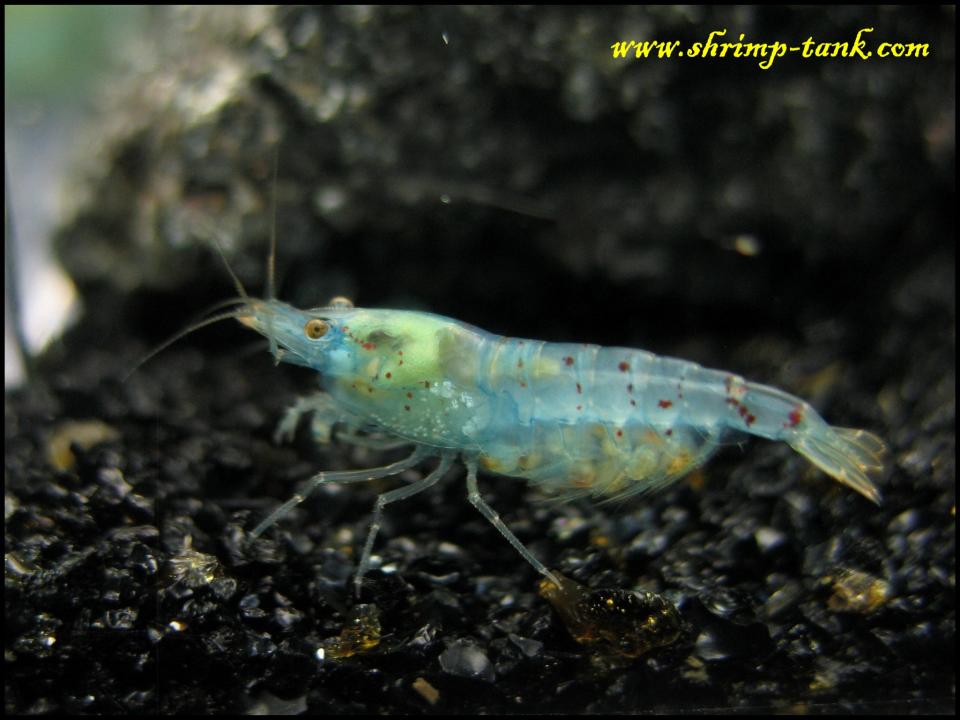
[242,300,885,505]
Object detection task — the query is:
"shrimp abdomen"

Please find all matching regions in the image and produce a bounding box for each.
[473,336,885,504]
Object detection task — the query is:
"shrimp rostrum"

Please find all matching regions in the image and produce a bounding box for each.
[227,294,886,596]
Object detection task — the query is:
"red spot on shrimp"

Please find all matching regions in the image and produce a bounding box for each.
[564,356,574,366]
[616,429,623,438]
[520,381,527,388]
[730,401,755,426]
[576,382,582,394]
[618,361,630,372]
[666,429,673,436]
[363,342,375,350]
[727,397,756,426]
[787,405,804,428]
[658,399,672,409]
[385,372,392,379]
[406,392,413,399]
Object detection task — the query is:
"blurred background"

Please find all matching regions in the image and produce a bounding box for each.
[5,6,145,385]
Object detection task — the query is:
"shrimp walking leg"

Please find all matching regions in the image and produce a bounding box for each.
[251,447,429,537]
[334,430,413,451]
[465,459,562,587]
[273,392,344,444]
[355,452,455,597]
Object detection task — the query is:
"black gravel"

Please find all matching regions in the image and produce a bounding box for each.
[6,6,954,714]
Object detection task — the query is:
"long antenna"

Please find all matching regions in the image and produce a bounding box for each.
[208,229,249,300]
[265,150,279,362]
[267,151,278,304]
[122,304,249,382]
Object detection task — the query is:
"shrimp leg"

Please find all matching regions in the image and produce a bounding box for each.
[273,392,345,444]
[251,446,429,537]
[465,458,562,587]
[334,430,413,451]
[355,452,456,597]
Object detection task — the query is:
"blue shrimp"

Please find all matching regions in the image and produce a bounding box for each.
[229,292,886,595]
[143,224,885,595]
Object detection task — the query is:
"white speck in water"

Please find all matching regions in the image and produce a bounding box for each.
[439,639,495,683]
[316,186,348,214]
[733,234,761,257]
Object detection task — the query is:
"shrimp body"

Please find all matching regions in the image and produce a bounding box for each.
[237,297,885,591]
[241,300,884,500]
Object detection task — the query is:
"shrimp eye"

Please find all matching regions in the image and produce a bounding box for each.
[305,318,329,339]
